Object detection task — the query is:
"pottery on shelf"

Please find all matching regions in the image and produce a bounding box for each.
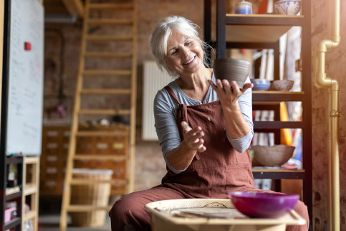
[273,0,301,15]
[250,78,271,91]
[252,144,295,166]
[271,79,294,91]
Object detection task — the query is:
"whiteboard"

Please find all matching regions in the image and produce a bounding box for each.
[6,0,44,155]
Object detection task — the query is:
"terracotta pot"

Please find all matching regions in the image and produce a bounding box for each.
[252,144,295,166]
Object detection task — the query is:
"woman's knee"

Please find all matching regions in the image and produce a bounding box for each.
[109,195,142,221]
[109,198,125,221]
[109,193,151,226]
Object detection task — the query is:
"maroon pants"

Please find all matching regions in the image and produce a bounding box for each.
[109,185,309,231]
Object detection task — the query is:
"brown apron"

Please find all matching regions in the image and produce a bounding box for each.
[109,86,309,231]
[161,86,255,198]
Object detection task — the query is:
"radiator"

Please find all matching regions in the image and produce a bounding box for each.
[142,61,173,140]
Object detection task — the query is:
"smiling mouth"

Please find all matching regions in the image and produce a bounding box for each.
[183,56,196,65]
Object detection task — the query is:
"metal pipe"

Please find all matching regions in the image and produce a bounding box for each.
[316,0,340,230]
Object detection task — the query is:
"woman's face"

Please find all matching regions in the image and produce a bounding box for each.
[165,30,204,76]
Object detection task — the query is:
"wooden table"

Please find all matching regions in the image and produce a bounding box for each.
[145,199,306,231]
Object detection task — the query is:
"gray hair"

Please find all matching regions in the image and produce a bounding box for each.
[150,16,211,76]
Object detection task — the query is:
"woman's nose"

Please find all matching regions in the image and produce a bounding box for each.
[180,46,190,58]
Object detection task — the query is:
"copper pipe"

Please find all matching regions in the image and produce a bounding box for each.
[315,0,340,229]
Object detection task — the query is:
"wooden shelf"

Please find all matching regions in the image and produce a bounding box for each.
[225,14,304,26]
[23,210,36,222]
[23,184,37,196]
[253,91,304,102]
[6,156,23,164]
[4,217,21,230]
[252,168,305,179]
[5,186,22,201]
[5,186,20,196]
[254,121,304,129]
[225,14,303,43]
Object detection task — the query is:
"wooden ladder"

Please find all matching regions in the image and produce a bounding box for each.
[60,0,137,230]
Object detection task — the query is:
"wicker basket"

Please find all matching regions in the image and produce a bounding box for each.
[70,168,113,227]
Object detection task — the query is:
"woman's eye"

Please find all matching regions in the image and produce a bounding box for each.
[185,41,192,46]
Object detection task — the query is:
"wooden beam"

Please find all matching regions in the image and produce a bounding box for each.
[62,0,84,18]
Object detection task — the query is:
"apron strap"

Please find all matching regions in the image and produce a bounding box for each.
[164,86,181,105]
[164,86,188,122]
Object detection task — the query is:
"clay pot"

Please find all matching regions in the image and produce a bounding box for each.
[213,58,251,88]
[252,144,295,166]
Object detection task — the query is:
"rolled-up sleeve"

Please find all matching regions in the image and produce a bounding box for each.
[227,78,254,152]
[153,90,181,156]
[154,90,188,173]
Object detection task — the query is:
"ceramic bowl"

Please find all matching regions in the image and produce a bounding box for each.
[250,79,271,91]
[271,80,294,91]
[229,191,299,218]
[213,58,251,88]
[252,144,295,166]
[274,0,301,15]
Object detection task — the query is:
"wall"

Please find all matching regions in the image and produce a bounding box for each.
[43,0,346,229]
[43,0,203,191]
[311,0,346,229]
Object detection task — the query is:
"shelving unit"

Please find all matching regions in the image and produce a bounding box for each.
[0,156,40,231]
[22,156,40,231]
[1,156,23,231]
[204,0,312,223]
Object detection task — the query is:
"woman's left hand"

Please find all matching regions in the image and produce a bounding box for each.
[209,79,252,109]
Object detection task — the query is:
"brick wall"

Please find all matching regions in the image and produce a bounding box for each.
[43,0,203,192]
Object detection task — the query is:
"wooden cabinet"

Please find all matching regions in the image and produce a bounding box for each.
[205,0,312,222]
[40,124,129,197]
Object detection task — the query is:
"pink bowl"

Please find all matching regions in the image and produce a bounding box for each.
[229,191,299,218]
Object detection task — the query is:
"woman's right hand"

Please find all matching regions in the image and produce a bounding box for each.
[181,121,206,152]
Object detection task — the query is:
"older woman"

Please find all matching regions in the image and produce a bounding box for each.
[109,16,309,231]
